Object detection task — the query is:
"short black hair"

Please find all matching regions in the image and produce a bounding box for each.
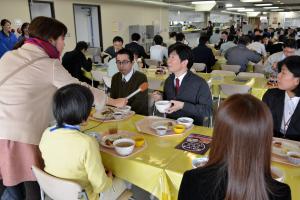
[52,84,94,127]
[238,36,250,45]
[253,35,263,42]
[1,19,11,26]
[199,34,209,44]
[153,35,163,45]
[168,42,193,69]
[221,31,228,35]
[169,32,177,38]
[283,39,297,49]
[131,33,141,41]
[75,41,89,51]
[227,34,235,42]
[278,35,286,42]
[113,36,123,43]
[116,48,134,62]
[280,56,300,96]
[215,29,220,34]
[176,32,185,42]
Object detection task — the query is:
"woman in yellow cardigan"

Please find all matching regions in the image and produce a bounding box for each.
[39,84,112,200]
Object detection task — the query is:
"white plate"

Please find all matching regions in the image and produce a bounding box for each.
[100,133,129,148]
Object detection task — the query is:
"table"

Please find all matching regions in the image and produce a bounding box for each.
[83,114,300,200]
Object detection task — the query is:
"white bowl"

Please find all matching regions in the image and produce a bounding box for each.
[271,166,284,182]
[113,112,123,120]
[287,151,300,165]
[113,138,135,156]
[192,157,208,168]
[116,106,131,114]
[154,125,168,136]
[177,117,194,128]
[155,101,171,113]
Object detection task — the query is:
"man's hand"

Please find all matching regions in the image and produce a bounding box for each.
[167,100,184,113]
[109,97,128,108]
[152,91,162,102]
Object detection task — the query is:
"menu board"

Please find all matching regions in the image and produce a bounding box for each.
[175,133,212,155]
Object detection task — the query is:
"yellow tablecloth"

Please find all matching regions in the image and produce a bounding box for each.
[83,114,300,200]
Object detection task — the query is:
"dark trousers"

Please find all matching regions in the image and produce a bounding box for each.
[0,181,40,200]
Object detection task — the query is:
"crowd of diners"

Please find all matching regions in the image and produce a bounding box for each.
[0,16,299,200]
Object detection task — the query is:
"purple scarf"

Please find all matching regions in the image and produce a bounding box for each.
[25,38,60,59]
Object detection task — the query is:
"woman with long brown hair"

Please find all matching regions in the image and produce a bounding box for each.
[178,94,291,200]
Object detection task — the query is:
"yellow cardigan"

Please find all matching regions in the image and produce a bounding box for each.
[39,127,112,200]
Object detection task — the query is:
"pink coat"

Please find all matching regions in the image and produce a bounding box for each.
[0,43,105,145]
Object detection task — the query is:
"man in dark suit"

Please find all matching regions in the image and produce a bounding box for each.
[125,33,148,59]
[152,43,212,125]
[192,34,216,73]
[215,31,228,50]
[110,48,148,115]
[103,36,123,59]
[62,41,92,85]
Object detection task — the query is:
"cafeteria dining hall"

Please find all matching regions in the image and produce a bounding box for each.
[1,0,300,199]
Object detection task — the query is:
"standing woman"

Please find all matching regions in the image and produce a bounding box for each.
[0,16,127,200]
[263,56,300,141]
[17,22,29,41]
[179,94,291,200]
[0,19,18,58]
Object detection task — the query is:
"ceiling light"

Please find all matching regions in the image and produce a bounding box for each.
[254,3,273,6]
[271,9,284,11]
[193,1,216,11]
[238,8,255,12]
[263,12,267,14]
[226,7,245,10]
[263,6,279,9]
[225,4,233,7]
[277,1,280,2]
[240,0,263,2]
[247,12,260,17]
[192,1,215,4]
[280,2,284,4]
[221,10,246,16]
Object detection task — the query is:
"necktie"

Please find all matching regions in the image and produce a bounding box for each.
[122,77,126,85]
[175,78,180,95]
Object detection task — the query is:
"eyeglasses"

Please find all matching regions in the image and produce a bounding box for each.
[116,60,131,66]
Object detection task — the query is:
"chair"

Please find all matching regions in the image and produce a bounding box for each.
[192,63,206,72]
[31,165,89,200]
[238,72,265,78]
[217,84,251,107]
[211,70,236,76]
[253,63,266,74]
[144,59,160,68]
[101,52,112,63]
[91,70,105,88]
[148,79,164,91]
[221,64,241,73]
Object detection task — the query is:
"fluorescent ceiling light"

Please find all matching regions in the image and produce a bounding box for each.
[225,4,233,7]
[254,3,272,6]
[247,12,260,17]
[194,1,216,11]
[264,6,279,9]
[221,10,246,16]
[271,9,284,11]
[192,1,215,4]
[280,2,284,4]
[226,7,245,10]
[238,8,255,12]
[240,0,262,2]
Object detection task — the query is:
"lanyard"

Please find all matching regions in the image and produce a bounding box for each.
[50,124,80,132]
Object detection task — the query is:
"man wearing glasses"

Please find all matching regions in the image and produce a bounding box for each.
[110,48,148,115]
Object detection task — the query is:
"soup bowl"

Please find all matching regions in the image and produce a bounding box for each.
[113,138,135,156]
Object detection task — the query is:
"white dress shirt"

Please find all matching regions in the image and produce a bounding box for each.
[122,67,134,82]
[150,45,168,62]
[280,92,300,134]
[247,42,267,57]
[174,71,187,87]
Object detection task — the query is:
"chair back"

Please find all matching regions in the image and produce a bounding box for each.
[32,165,88,200]
[211,70,236,76]
[221,64,241,73]
[144,59,160,68]
[103,75,112,88]
[220,84,251,96]
[148,79,163,91]
[192,63,206,72]
[238,72,265,78]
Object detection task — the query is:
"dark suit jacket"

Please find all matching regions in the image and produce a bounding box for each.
[192,44,216,73]
[104,46,117,58]
[125,42,148,58]
[110,71,148,116]
[163,71,212,125]
[62,50,92,82]
[178,164,291,200]
[267,42,284,55]
[263,89,300,141]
